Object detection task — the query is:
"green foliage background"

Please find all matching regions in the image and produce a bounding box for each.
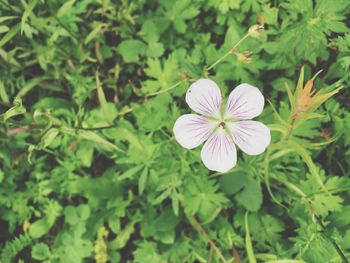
[0,0,350,262]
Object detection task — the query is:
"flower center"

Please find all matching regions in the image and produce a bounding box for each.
[219,121,225,128]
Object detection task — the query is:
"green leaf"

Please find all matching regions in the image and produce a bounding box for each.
[219,170,248,194]
[166,1,200,33]
[266,260,305,263]
[110,219,138,250]
[41,128,59,148]
[287,140,328,194]
[236,179,262,212]
[117,39,146,63]
[0,23,20,48]
[31,243,50,260]
[16,77,44,98]
[138,166,148,194]
[184,176,228,222]
[96,71,114,124]
[0,16,18,23]
[0,80,10,103]
[152,188,172,205]
[29,218,52,239]
[21,0,39,34]
[171,191,179,216]
[61,128,123,153]
[84,23,107,45]
[119,165,144,181]
[118,128,144,153]
[2,97,26,121]
[208,0,241,14]
[64,205,90,225]
[330,205,350,227]
[284,82,295,111]
[0,26,9,34]
[57,0,76,17]
[76,142,94,167]
[142,55,179,94]
[146,42,165,58]
[295,66,304,98]
[140,20,159,43]
[133,241,164,263]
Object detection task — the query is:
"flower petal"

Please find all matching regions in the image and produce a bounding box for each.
[173,114,215,149]
[227,121,270,155]
[186,79,222,117]
[225,83,264,120]
[201,128,237,173]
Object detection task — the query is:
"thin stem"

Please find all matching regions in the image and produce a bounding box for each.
[303,198,349,263]
[4,121,120,132]
[146,80,184,97]
[314,214,349,263]
[187,215,228,263]
[284,118,296,141]
[206,33,250,72]
[145,31,251,98]
[276,178,349,263]
[306,186,350,198]
[74,124,118,131]
[206,51,232,72]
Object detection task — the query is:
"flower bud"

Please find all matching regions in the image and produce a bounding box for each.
[248,24,264,38]
[236,53,253,63]
[242,51,253,58]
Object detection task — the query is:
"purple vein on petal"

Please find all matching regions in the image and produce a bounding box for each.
[195,97,212,115]
[230,124,252,146]
[227,92,245,112]
[223,134,230,155]
[202,95,217,115]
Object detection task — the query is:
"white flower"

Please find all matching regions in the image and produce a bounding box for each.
[173,79,271,173]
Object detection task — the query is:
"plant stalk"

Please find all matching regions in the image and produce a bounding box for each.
[187,215,228,263]
[206,33,250,72]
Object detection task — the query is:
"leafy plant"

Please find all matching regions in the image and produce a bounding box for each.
[0,0,349,262]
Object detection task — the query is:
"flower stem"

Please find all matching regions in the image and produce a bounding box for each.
[206,51,232,72]
[206,33,250,72]
[280,179,349,263]
[284,118,296,141]
[2,109,133,132]
[146,80,184,97]
[187,215,228,263]
[145,31,251,98]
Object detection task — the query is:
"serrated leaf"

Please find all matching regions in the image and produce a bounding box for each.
[117,39,146,63]
[236,180,262,212]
